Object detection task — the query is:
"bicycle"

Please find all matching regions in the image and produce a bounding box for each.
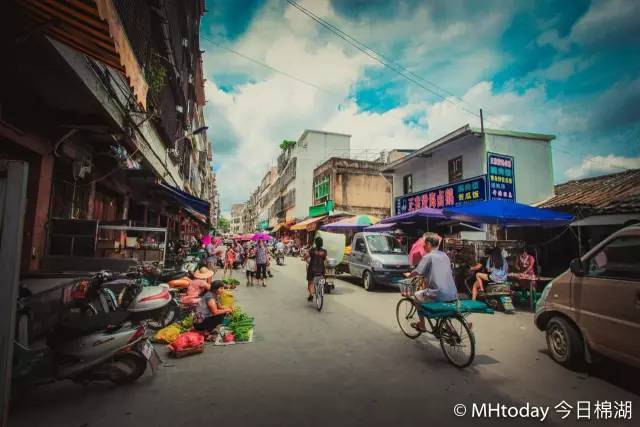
[395,279,479,368]
[312,274,325,311]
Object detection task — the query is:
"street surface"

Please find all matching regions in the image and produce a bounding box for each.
[10,258,640,427]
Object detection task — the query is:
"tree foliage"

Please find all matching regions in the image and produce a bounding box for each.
[280,139,296,151]
[217,217,231,233]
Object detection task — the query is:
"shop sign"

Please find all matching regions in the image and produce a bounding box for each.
[394,175,486,214]
[309,200,334,217]
[258,219,269,230]
[487,152,515,201]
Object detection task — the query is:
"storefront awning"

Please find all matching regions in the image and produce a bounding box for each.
[157,182,210,217]
[290,216,327,231]
[19,0,148,108]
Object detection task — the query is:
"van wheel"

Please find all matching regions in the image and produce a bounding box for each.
[363,271,375,291]
[546,317,584,369]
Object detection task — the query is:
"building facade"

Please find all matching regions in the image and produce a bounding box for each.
[312,158,391,218]
[230,203,245,234]
[381,125,555,216]
[0,0,214,272]
[263,130,350,226]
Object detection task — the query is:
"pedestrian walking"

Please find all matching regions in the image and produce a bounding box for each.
[223,245,236,278]
[255,239,269,287]
[205,240,218,276]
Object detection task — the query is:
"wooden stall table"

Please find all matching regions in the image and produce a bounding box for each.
[509,273,554,310]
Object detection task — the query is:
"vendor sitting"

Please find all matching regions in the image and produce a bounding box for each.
[471,247,508,300]
[182,266,214,305]
[193,280,233,334]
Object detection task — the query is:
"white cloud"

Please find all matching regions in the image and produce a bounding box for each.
[570,0,640,46]
[536,29,571,53]
[565,155,640,180]
[202,0,635,210]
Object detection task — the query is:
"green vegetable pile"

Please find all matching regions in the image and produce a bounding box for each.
[226,307,254,342]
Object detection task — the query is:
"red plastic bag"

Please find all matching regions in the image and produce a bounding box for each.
[169,332,204,351]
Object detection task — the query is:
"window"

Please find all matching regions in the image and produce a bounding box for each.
[314,176,330,201]
[449,156,463,183]
[365,234,406,254]
[354,238,366,253]
[586,236,640,281]
[402,174,413,194]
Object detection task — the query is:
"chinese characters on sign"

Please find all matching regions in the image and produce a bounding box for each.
[395,176,486,214]
[487,152,515,202]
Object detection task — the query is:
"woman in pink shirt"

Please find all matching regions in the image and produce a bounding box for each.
[182,266,213,305]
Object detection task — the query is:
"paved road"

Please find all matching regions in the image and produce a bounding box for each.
[10,259,639,427]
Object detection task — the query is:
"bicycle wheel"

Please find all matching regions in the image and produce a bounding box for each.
[396,298,421,339]
[439,315,475,368]
[315,278,324,311]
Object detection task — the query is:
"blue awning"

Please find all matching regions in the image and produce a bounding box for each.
[443,200,574,227]
[157,182,210,218]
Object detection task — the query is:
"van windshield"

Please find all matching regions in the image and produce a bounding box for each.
[365,235,406,254]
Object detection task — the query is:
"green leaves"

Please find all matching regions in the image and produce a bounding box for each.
[279,139,296,151]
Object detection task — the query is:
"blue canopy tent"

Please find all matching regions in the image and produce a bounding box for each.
[156,181,210,224]
[442,200,574,228]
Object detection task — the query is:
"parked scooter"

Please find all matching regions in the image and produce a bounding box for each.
[13,298,159,387]
[67,271,176,330]
[275,249,285,266]
[463,268,515,313]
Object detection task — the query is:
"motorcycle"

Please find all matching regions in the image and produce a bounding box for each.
[275,249,285,266]
[67,271,176,330]
[463,268,515,313]
[13,298,159,387]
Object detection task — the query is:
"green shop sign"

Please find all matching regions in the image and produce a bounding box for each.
[258,219,269,230]
[309,200,334,217]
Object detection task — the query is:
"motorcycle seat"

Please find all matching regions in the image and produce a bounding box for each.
[52,310,130,341]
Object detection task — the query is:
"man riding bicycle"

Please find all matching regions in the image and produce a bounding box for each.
[304,236,327,301]
[403,232,458,332]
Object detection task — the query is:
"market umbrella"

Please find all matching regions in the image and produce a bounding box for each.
[252,232,273,241]
[380,207,445,223]
[320,215,379,231]
[443,200,574,227]
[364,222,397,232]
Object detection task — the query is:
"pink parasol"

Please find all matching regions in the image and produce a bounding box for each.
[251,232,273,241]
[201,234,212,246]
[409,238,426,266]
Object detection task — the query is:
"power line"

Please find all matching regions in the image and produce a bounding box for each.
[202,35,340,96]
[284,0,500,126]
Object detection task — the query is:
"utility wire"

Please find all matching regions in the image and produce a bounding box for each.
[284,0,500,126]
[202,35,340,96]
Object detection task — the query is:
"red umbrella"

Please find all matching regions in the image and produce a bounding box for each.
[409,238,426,266]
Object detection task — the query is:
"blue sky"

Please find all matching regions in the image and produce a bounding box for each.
[200,0,640,211]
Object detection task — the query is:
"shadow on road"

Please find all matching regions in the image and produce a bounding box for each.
[536,348,640,396]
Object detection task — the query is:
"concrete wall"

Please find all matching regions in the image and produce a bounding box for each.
[391,133,485,202]
[293,132,350,219]
[484,133,554,204]
[335,173,391,216]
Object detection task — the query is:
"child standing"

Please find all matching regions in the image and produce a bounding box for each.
[244,246,257,286]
